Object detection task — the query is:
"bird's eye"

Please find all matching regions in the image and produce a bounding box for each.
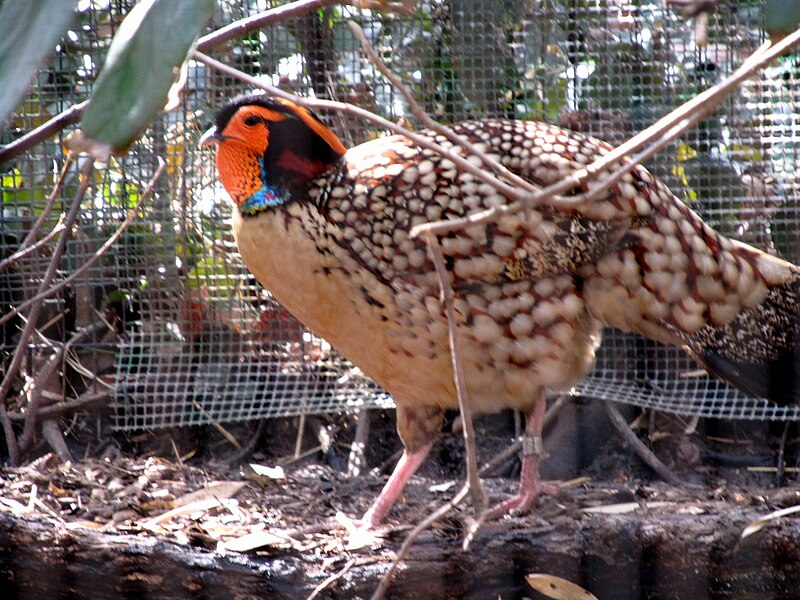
[244,115,261,126]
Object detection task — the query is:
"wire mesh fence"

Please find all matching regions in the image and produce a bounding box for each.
[2,0,799,430]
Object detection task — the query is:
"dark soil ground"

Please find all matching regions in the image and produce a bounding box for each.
[2,398,800,599]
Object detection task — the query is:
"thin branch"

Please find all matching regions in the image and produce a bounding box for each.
[63,349,115,388]
[0,102,86,164]
[0,404,19,466]
[18,322,108,453]
[40,419,73,463]
[306,557,356,600]
[224,418,268,464]
[192,51,526,203]
[0,0,357,164]
[7,390,110,421]
[410,26,800,238]
[0,160,165,329]
[294,412,307,458]
[0,160,93,426]
[0,155,73,273]
[0,218,66,274]
[195,0,341,53]
[191,399,242,450]
[198,25,800,245]
[603,401,682,486]
[347,21,538,196]
[370,484,471,600]
[424,231,486,515]
[346,408,370,477]
[0,159,160,462]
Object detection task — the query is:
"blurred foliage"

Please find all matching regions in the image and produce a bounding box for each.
[0,0,77,124]
[764,0,800,40]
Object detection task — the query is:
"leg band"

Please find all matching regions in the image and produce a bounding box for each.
[521,434,548,459]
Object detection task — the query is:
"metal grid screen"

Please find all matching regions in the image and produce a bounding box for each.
[2,1,799,430]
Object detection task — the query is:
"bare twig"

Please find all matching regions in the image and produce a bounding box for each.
[18,322,108,453]
[191,399,242,450]
[423,231,486,515]
[306,557,356,600]
[193,51,527,203]
[0,404,19,465]
[347,21,538,196]
[0,102,86,164]
[410,27,800,238]
[0,155,73,273]
[7,390,110,421]
[1,160,161,462]
[277,443,324,466]
[200,22,800,246]
[0,160,165,329]
[776,421,791,488]
[347,408,370,477]
[196,0,340,53]
[0,0,362,164]
[40,419,73,463]
[0,218,66,274]
[603,401,682,486]
[62,348,115,388]
[224,418,268,465]
[370,484,471,600]
[294,412,307,458]
[0,160,92,432]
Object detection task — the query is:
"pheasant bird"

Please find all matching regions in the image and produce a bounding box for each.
[201,94,800,527]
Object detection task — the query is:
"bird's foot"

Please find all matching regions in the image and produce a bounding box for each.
[334,443,434,545]
[481,479,559,521]
[462,479,558,550]
[335,511,390,550]
[464,432,557,548]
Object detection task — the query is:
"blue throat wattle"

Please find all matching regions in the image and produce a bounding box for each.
[239,157,287,215]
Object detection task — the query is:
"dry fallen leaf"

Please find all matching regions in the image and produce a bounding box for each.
[249,464,286,480]
[429,481,457,493]
[526,574,598,600]
[139,498,224,530]
[220,527,293,552]
[0,497,30,514]
[742,504,800,538]
[581,501,671,514]
[173,480,247,505]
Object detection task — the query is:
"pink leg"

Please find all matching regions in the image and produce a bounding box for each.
[482,394,557,520]
[357,441,434,528]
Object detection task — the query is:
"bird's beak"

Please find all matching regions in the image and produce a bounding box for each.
[199,126,221,148]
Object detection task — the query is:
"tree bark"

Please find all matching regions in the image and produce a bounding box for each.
[1,501,800,599]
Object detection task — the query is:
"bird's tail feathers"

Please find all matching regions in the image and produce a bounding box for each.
[682,267,800,405]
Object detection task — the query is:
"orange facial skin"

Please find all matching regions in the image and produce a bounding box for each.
[213,106,284,206]
[206,101,346,208]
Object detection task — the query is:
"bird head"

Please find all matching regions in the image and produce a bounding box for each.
[200,94,347,213]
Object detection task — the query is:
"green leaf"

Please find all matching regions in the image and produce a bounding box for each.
[2,168,23,189]
[80,0,216,153]
[0,0,77,124]
[765,0,800,38]
[187,256,237,294]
